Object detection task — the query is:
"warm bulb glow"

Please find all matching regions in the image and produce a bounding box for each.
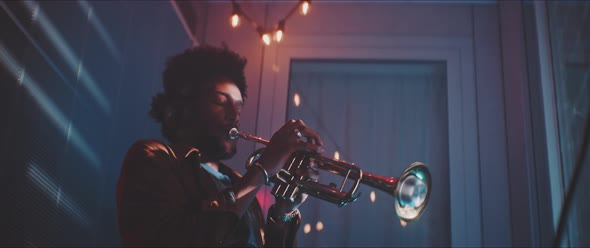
[301,1,310,16]
[370,191,376,203]
[304,223,311,234]
[293,93,301,107]
[275,30,283,42]
[231,14,239,28]
[400,219,407,227]
[334,151,340,160]
[315,221,324,231]
[262,33,271,46]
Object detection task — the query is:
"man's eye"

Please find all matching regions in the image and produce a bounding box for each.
[212,96,227,105]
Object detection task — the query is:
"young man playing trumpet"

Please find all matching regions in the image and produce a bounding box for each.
[116,45,323,247]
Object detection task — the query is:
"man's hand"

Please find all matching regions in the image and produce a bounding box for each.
[257,119,324,177]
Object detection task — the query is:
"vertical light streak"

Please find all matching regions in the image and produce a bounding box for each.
[23,0,111,114]
[78,0,122,64]
[0,43,101,168]
[27,162,90,227]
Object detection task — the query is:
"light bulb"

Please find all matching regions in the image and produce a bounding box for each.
[275,30,283,42]
[370,191,376,203]
[230,14,239,28]
[301,1,310,16]
[334,151,340,160]
[262,33,271,46]
[304,223,311,234]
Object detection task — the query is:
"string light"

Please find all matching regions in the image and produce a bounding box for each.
[274,30,283,43]
[334,151,340,160]
[230,13,239,28]
[229,0,312,45]
[370,191,376,203]
[304,223,311,234]
[230,1,241,28]
[274,20,285,42]
[301,0,310,16]
[261,33,271,46]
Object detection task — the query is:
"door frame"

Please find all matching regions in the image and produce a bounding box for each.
[256,35,481,246]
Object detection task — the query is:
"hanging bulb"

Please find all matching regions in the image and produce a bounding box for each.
[275,20,285,43]
[230,1,242,28]
[262,33,271,46]
[300,0,310,16]
[274,30,283,42]
[230,13,240,28]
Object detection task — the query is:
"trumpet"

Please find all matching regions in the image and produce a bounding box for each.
[229,128,432,222]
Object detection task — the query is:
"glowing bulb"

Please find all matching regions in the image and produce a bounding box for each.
[262,33,271,46]
[230,14,239,28]
[370,191,376,203]
[315,221,324,231]
[400,219,407,227]
[275,30,283,42]
[334,151,340,160]
[293,93,301,107]
[301,1,310,16]
[304,223,311,234]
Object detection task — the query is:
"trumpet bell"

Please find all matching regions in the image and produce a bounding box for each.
[394,162,431,221]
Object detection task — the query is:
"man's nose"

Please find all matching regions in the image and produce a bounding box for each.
[226,104,240,123]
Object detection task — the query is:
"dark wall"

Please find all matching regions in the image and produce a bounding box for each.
[0,1,189,246]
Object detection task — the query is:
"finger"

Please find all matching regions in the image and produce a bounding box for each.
[298,140,324,154]
[278,119,300,135]
[296,125,323,146]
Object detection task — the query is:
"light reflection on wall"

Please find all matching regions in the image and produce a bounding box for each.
[22,0,111,114]
[27,162,90,228]
[0,1,77,93]
[77,0,121,64]
[0,43,101,168]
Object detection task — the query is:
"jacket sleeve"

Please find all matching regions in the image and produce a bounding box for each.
[116,140,241,247]
[264,204,302,247]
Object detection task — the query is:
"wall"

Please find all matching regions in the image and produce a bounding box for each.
[0,1,190,246]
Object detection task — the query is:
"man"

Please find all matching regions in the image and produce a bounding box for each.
[116,46,323,247]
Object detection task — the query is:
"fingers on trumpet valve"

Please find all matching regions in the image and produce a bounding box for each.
[286,119,324,146]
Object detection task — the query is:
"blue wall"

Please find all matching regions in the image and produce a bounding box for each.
[0,1,189,246]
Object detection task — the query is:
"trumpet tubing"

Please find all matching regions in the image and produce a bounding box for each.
[229,128,432,222]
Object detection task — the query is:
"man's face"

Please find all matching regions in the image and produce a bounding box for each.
[178,81,243,161]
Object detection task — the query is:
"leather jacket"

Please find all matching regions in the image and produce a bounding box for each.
[116,140,301,247]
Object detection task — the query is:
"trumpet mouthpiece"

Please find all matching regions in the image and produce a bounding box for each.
[229,128,240,140]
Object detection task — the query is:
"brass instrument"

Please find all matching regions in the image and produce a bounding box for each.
[229,128,432,222]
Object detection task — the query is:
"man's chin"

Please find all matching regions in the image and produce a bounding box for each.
[220,146,237,160]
